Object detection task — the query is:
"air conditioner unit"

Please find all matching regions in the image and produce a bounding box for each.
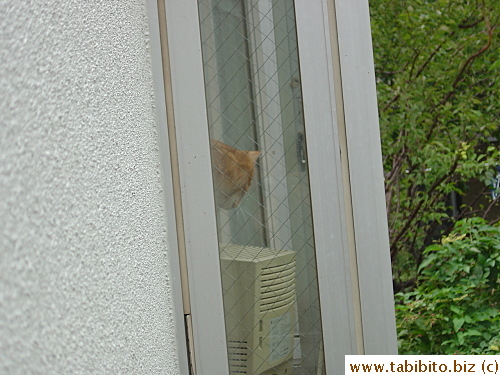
[220,244,297,375]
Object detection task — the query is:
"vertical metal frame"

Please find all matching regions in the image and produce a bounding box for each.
[160,0,397,373]
[332,0,398,354]
[297,0,398,362]
[295,0,398,367]
[245,0,293,249]
[161,1,230,373]
[294,0,360,371]
[145,1,190,373]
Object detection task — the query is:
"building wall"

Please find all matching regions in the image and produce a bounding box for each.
[0,1,180,373]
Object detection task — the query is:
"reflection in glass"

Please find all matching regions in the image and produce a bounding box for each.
[199,0,325,373]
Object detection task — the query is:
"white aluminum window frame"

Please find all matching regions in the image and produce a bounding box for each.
[155,0,397,373]
[245,0,294,250]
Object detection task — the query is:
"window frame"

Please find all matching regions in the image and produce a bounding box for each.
[157,0,397,373]
[145,1,191,374]
[330,0,398,355]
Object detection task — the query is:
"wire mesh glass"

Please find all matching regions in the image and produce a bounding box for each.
[198,0,325,373]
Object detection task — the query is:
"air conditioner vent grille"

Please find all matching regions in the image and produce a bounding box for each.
[228,340,249,374]
[220,244,287,262]
[260,260,296,313]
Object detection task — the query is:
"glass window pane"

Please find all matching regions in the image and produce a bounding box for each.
[199,0,325,373]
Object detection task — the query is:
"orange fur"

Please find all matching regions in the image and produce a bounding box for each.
[211,140,260,209]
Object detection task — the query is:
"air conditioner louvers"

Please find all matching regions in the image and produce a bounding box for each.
[220,244,296,375]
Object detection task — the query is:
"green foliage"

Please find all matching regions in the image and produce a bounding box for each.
[370,0,500,282]
[396,218,500,354]
[371,0,500,355]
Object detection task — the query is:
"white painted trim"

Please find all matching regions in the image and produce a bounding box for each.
[162,1,230,373]
[334,0,398,355]
[145,1,190,373]
[294,0,360,371]
[161,0,397,372]
[245,0,293,250]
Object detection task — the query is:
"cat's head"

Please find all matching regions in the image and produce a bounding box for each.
[211,140,260,210]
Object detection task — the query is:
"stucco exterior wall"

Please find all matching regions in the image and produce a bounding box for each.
[0,1,180,373]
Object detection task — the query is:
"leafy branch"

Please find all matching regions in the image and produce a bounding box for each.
[370,0,500,285]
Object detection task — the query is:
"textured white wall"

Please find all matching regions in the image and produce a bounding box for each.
[0,1,181,373]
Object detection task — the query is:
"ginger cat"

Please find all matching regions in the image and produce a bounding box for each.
[211,140,260,209]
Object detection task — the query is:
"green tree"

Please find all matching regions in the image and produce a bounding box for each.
[396,218,500,354]
[370,0,500,287]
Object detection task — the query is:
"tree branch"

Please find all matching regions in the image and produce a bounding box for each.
[441,17,494,105]
[390,157,460,253]
[458,17,484,29]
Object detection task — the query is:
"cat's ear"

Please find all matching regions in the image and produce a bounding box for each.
[247,151,260,164]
